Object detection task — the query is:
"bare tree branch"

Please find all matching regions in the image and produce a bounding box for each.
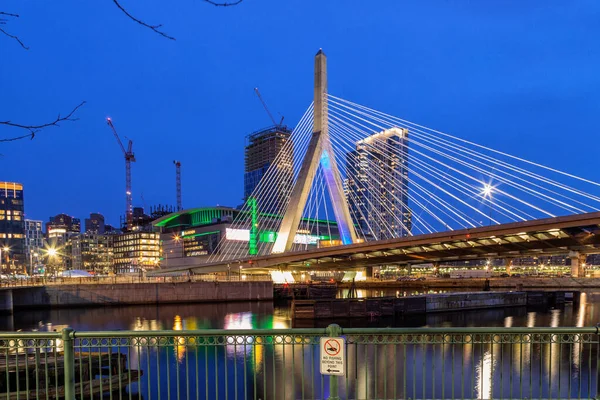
[111,0,243,40]
[112,0,176,40]
[0,11,28,49]
[203,0,244,6]
[0,101,86,142]
[0,12,20,18]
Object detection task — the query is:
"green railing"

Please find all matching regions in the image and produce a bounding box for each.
[1,325,599,399]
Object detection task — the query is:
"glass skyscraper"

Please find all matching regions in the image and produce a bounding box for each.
[243,125,293,213]
[346,128,411,240]
[0,181,26,271]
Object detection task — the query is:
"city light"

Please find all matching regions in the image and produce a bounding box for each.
[3,247,9,252]
[47,248,58,257]
[482,183,493,197]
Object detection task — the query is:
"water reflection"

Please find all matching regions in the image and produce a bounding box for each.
[3,292,600,399]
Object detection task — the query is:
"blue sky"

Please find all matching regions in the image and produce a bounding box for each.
[2,1,599,226]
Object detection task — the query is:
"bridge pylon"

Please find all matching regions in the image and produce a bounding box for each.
[272,50,357,254]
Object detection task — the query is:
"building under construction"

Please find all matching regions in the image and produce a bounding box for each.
[119,205,176,232]
[244,125,293,212]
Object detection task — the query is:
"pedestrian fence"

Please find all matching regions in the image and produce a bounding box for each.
[0,325,599,399]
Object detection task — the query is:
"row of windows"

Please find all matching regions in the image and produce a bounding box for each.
[0,210,22,216]
[0,233,24,238]
[0,215,22,221]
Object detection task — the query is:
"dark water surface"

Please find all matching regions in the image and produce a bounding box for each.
[2,291,599,399]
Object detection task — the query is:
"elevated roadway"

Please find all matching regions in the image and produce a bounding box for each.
[151,212,600,276]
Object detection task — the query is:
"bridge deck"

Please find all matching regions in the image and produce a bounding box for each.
[152,211,600,274]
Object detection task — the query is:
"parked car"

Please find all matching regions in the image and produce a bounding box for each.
[500,273,510,278]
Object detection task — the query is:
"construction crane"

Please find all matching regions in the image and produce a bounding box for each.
[173,160,182,211]
[254,87,284,126]
[106,117,136,231]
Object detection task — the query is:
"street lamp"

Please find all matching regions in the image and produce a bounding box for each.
[1,247,10,273]
[45,248,58,278]
[482,182,493,226]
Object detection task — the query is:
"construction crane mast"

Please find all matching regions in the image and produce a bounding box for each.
[173,160,182,211]
[254,87,284,126]
[106,117,136,230]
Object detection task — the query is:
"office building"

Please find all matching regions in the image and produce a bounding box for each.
[0,181,26,271]
[244,126,293,212]
[25,219,43,272]
[46,213,81,247]
[112,231,160,274]
[70,233,113,273]
[346,127,411,240]
[84,213,105,234]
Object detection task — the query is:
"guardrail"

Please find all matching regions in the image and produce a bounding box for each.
[0,325,598,399]
[0,274,272,288]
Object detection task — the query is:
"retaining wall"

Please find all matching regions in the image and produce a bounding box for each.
[0,281,273,311]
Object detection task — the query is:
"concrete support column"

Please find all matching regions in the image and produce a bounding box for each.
[569,251,587,277]
[505,258,514,275]
[407,264,412,276]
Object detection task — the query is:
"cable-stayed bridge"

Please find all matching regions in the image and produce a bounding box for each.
[156,50,600,278]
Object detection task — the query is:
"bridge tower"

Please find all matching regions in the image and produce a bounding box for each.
[272,50,357,253]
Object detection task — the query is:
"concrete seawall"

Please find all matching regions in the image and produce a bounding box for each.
[292,290,573,319]
[0,281,273,313]
[339,277,600,290]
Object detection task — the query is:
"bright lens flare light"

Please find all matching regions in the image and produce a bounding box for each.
[47,248,58,257]
[482,183,493,197]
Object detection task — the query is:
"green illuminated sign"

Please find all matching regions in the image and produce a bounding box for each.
[249,197,258,255]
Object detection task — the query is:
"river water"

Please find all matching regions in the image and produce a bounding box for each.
[1,290,598,399]
[2,288,595,331]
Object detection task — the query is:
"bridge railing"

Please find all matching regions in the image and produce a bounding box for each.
[0,325,599,399]
[0,274,272,287]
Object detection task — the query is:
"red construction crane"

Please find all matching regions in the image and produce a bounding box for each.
[173,160,182,211]
[106,117,136,230]
[254,87,284,126]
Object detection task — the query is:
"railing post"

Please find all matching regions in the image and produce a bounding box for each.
[326,323,342,400]
[61,328,75,400]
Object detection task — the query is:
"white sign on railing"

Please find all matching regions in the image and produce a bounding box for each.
[320,337,345,376]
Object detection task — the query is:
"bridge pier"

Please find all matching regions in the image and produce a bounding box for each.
[569,251,586,277]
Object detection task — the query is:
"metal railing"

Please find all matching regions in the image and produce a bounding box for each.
[1,325,599,399]
[0,274,272,288]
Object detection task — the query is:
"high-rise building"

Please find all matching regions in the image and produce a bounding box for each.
[84,213,105,234]
[112,231,160,274]
[25,219,43,272]
[346,127,411,240]
[70,233,113,273]
[46,213,81,246]
[0,182,26,271]
[244,126,293,212]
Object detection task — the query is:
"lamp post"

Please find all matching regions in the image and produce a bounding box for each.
[1,247,10,274]
[46,248,58,278]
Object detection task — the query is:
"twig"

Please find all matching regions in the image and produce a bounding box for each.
[0,27,28,49]
[203,0,244,6]
[112,0,176,41]
[0,101,86,142]
[0,11,28,49]
[0,12,20,18]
